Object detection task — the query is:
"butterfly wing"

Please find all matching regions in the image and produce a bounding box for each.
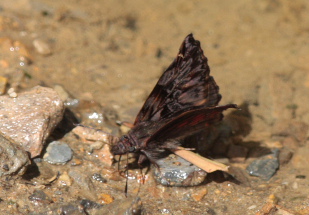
[146,104,238,144]
[134,34,221,125]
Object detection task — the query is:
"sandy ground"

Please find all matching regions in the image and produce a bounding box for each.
[1,0,309,214]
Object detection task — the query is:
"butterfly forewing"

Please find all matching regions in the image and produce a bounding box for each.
[134,34,221,125]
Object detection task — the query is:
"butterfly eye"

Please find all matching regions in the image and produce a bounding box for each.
[128,146,135,152]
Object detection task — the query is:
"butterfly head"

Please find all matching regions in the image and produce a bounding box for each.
[111,135,137,155]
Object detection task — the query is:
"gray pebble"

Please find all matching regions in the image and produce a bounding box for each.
[69,169,96,200]
[44,141,73,164]
[92,173,107,183]
[28,190,50,203]
[69,170,94,191]
[246,149,279,180]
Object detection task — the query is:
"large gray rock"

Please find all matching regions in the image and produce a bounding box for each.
[0,86,64,157]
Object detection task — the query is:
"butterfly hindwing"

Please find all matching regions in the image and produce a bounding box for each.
[146,104,238,144]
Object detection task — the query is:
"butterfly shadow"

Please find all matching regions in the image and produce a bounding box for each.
[183,102,273,186]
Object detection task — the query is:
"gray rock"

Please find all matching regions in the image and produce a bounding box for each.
[153,154,207,186]
[0,132,30,176]
[28,189,52,204]
[43,141,73,164]
[246,149,280,180]
[0,86,65,157]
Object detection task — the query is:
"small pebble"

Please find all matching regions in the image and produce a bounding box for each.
[44,141,73,164]
[256,202,277,215]
[69,170,95,194]
[292,181,298,190]
[160,208,171,214]
[268,194,278,204]
[0,76,8,95]
[58,171,72,186]
[28,190,52,204]
[33,39,52,55]
[98,193,114,204]
[214,189,221,194]
[70,158,82,166]
[248,205,257,210]
[59,204,80,214]
[264,140,283,148]
[89,141,104,153]
[7,87,17,98]
[120,124,131,134]
[92,173,107,183]
[13,40,33,63]
[53,85,70,101]
[191,188,208,201]
[53,84,79,107]
[80,199,102,210]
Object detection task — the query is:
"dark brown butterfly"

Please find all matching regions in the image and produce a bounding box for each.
[111,34,237,167]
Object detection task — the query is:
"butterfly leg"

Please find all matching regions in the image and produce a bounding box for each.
[140,149,160,170]
[136,155,147,185]
[137,154,148,168]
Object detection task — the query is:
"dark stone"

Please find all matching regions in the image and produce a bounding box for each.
[0,133,30,176]
[28,190,52,204]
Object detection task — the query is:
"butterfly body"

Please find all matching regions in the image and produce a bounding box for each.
[111,34,237,166]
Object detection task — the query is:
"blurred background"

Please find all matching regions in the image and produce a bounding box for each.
[1,0,309,213]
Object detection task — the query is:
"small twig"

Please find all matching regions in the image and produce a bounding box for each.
[169,147,229,173]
